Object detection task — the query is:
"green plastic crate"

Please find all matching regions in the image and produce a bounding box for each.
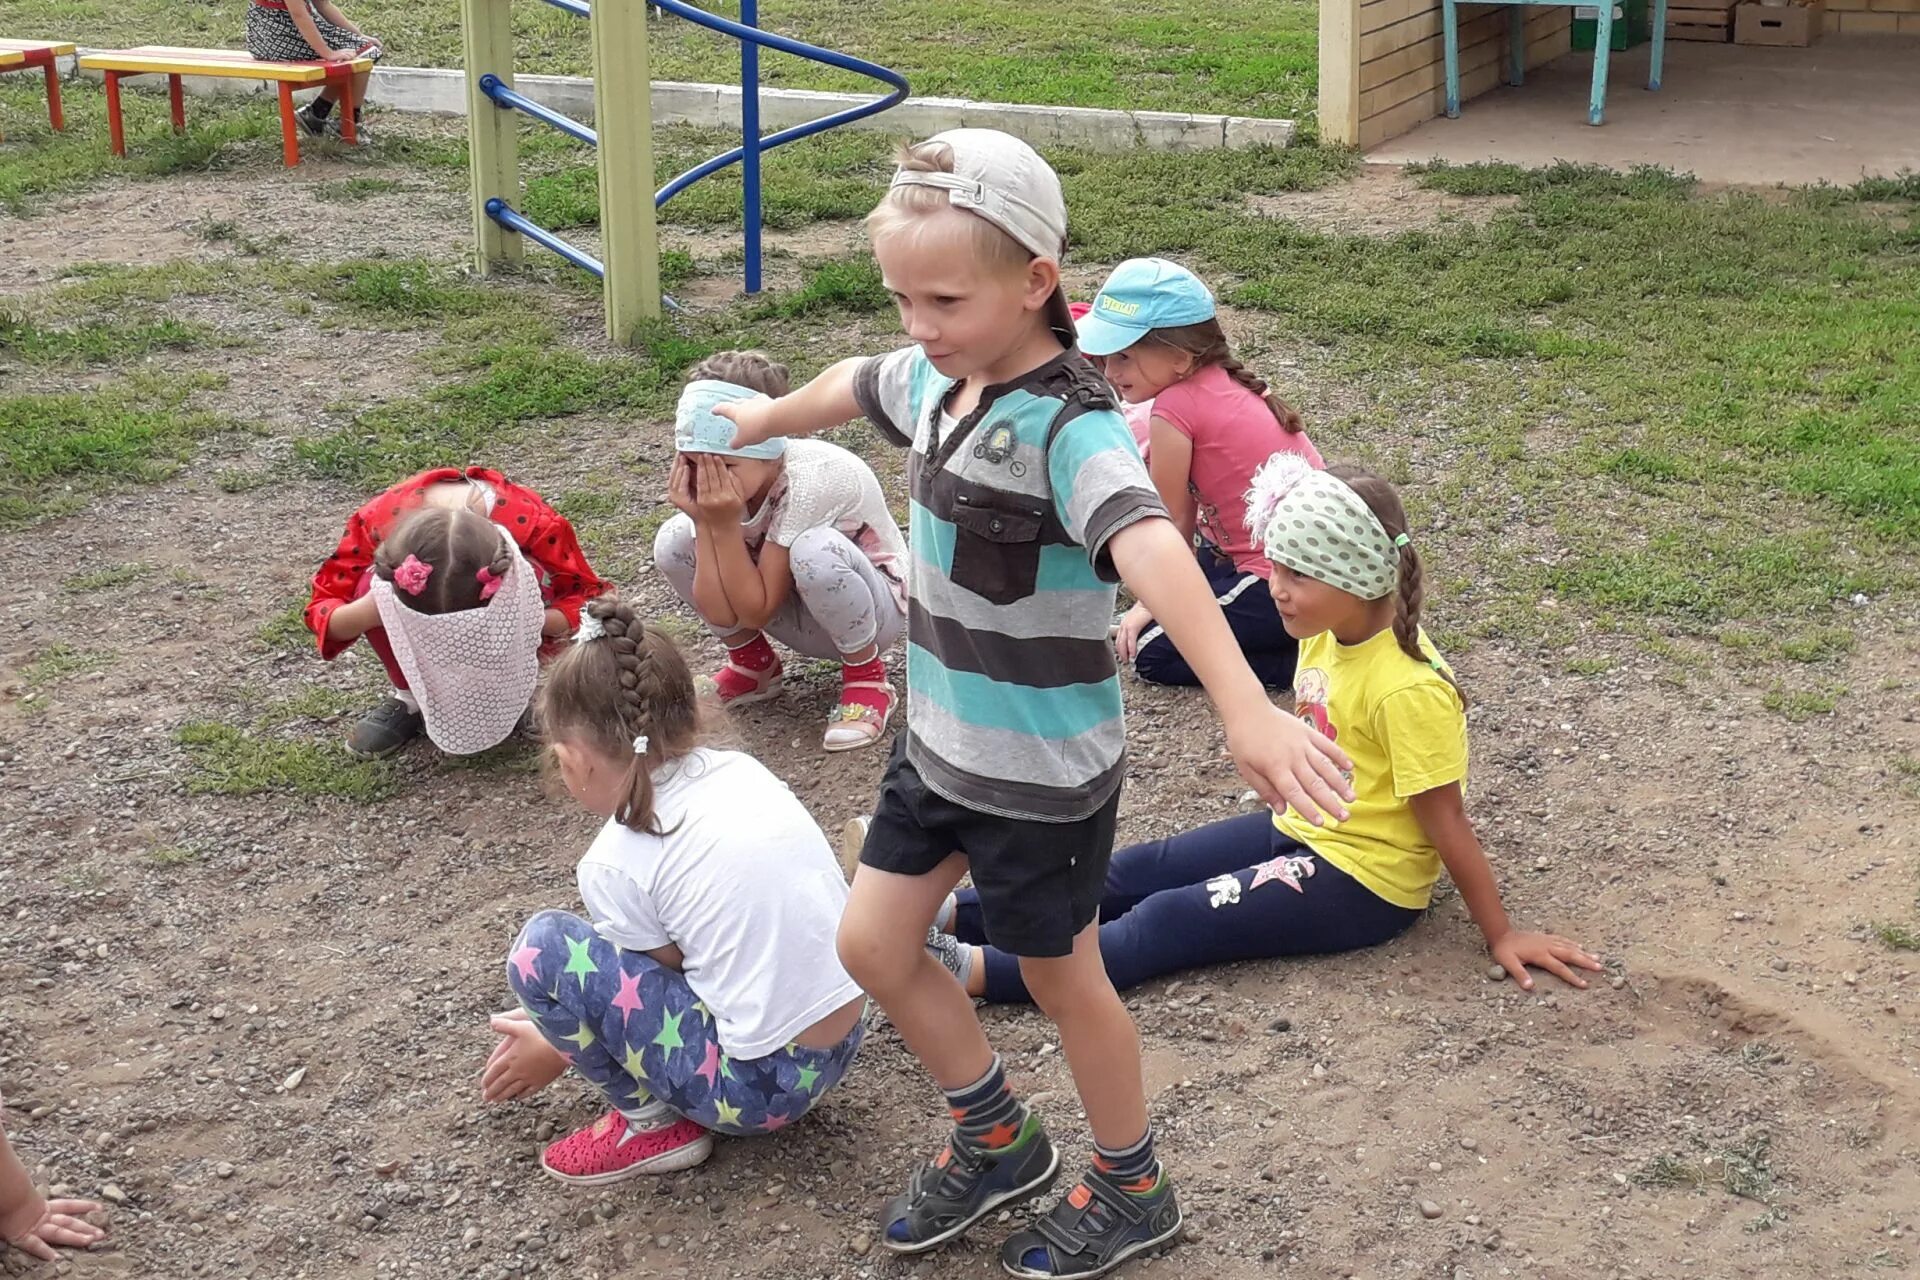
[1572,0,1651,49]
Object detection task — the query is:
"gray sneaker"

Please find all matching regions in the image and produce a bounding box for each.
[347,698,423,758]
[880,1116,1059,1255]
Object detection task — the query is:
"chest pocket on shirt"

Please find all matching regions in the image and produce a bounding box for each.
[950,490,1045,606]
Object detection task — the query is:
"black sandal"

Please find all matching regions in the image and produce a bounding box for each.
[879,1120,1059,1255]
[999,1167,1184,1278]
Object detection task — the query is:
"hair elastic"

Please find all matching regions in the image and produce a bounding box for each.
[393,555,433,597]
[476,566,504,600]
[573,613,606,644]
[632,734,650,756]
[1393,533,1411,548]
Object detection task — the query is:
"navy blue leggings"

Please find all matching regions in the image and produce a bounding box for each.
[1134,543,1297,689]
[953,813,1422,1004]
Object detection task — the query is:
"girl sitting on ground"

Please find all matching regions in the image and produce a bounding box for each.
[653,352,909,753]
[911,459,1601,1004]
[303,467,610,759]
[1079,258,1323,690]
[245,0,382,138]
[480,601,865,1183]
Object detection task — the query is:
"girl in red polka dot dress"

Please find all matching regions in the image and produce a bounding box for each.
[303,467,611,758]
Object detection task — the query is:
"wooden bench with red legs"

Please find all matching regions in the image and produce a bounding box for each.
[0,38,76,135]
[75,45,374,167]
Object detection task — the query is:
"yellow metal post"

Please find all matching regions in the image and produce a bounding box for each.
[462,0,522,271]
[590,0,662,343]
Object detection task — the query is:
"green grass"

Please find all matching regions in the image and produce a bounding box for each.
[20,643,109,688]
[257,686,363,727]
[1631,1135,1777,1203]
[0,0,1322,121]
[147,844,204,868]
[1762,684,1844,721]
[255,598,313,654]
[174,721,398,802]
[1,308,208,366]
[0,373,232,525]
[61,562,151,593]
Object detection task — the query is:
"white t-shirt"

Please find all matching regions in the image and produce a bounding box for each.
[742,439,908,612]
[574,748,861,1060]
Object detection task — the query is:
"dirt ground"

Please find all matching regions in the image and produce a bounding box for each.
[3,153,1919,1280]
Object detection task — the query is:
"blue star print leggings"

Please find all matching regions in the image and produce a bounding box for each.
[954,813,1425,1004]
[507,910,864,1137]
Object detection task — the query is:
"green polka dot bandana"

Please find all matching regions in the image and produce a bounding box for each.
[1246,457,1399,600]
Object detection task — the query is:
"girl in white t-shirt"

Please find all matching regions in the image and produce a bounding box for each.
[653,352,909,753]
[480,601,867,1185]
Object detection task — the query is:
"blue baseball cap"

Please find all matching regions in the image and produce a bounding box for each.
[1075,258,1216,357]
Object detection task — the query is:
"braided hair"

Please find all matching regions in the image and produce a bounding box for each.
[536,599,700,835]
[1136,319,1304,434]
[1325,465,1468,709]
[372,506,514,615]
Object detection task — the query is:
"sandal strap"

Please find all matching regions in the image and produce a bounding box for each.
[1032,1171,1147,1263]
[839,680,894,693]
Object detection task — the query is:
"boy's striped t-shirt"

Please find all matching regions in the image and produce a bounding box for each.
[853,346,1167,822]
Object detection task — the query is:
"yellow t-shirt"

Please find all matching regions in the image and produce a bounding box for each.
[1274,626,1468,909]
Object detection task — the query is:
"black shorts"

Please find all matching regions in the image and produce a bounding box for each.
[860,736,1120,958]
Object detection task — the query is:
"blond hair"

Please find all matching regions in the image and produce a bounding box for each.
[865,140,1033,276]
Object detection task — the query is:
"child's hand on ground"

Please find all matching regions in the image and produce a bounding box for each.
[1225,701,1354,825]
[3,1196,106,1261]
[1111,602,1153,664]
[712,395,777,451]
[1489,930,1603,991]
[481,1014,568,1103]
[692,455,746,523]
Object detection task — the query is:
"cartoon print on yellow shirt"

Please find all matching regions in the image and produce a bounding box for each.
[1292,666,1335,741]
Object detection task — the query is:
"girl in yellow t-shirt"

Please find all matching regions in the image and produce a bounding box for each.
[919,457,1601,1003]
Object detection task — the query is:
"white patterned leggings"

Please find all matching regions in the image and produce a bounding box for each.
[653,515,905,659]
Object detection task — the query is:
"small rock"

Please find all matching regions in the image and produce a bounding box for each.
[209,1006,228,1021]
[1427,1161,1443,1173]
[1459,1137,1478,1152]
[1267,1017,1291,1033]
[1609,976,1626,990]
[281,1066,307,1092]
[1486,964,1507,982]
[1844,971,1860,986]
[1770,958,1789,972]
[1533,856,1549,871]
[214,1162,235,1180]
[534,1120,557,1142]
[461,1226,482,1249]
[1419,1200,1443,1220]
[849,1235,871,1257]
[99,1184,129,1206]
[374,1160,400,1178]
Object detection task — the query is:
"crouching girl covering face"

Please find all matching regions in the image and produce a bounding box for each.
[481,600,866,1184]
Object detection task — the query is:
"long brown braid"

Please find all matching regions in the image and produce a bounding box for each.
[1139,318,1305,434]
[372,506,514,615]
[537,599,702,835]
[1326,465,1469,709]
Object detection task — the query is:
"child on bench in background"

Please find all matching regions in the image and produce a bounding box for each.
[246,0,382,138]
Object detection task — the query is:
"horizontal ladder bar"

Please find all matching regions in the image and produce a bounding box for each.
[485,197,605,277]
[479,73,597,145]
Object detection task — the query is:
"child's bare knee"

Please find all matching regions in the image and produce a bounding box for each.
[837,918,912,991]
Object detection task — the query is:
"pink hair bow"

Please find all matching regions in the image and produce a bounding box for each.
[393,554,434,596]
[476,565,504,601]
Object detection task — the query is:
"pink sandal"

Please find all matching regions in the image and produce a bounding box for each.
[823,681,895,753]
[539,1109,713,1185]
[707,658,784,707]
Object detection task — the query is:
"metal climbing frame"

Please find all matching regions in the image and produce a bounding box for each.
[461,0,909,344]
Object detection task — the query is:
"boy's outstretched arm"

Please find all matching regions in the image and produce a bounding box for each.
[1108,517,1354,824]
[716,358,864,450]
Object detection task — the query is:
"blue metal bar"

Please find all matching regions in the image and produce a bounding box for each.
[486,197,606,277]
[648,0,910,207]
[479,74,598,146]
[740,0,762,294]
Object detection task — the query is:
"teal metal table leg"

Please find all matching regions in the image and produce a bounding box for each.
[1508,5,1526,86]
[1443,0,1462,117]
[1648,0,1669,90]
[1589,2,1613,125]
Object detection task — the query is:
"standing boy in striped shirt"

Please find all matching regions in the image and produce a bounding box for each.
[717,129,1354,1279]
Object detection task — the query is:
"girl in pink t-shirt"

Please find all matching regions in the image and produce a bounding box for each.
[1076,258,1322,688]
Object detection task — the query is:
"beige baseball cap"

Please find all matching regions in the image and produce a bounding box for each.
[890,128,1077,345]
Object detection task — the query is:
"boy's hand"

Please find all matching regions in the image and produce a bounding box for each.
[692,455,746,523]
[1112,602,1154,665]
[1489,931,1604,992]
[1225,702,1354,825]
[480,1014,568,1103]
[712,395,778,451]
[4,1197,106,1261]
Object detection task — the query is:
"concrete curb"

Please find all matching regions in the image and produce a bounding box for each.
[58,55,1295,153]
